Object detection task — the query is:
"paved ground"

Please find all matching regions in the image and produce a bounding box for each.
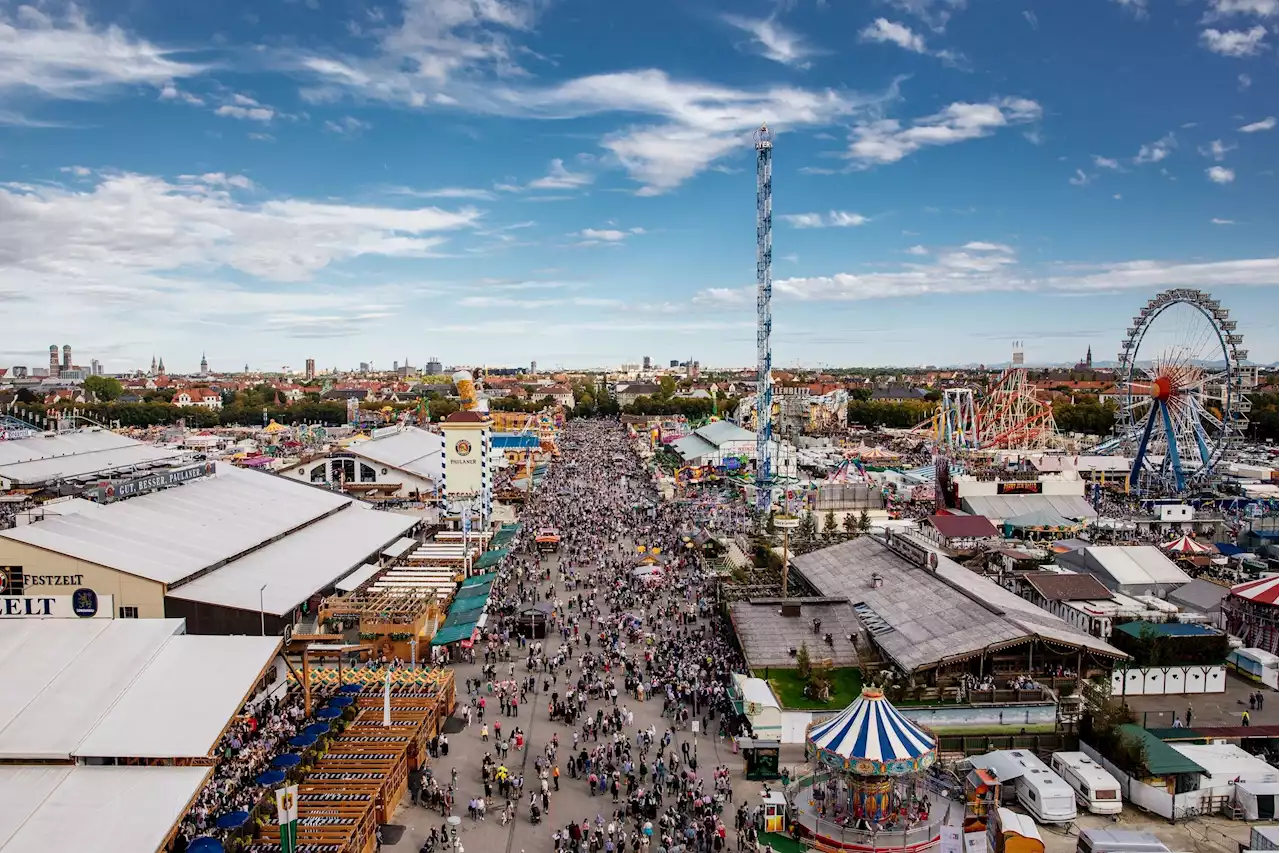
[384,545,744,853]
[1122,671,1275,728]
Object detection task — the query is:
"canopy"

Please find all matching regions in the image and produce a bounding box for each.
[215,810,251,830]
[315,707,342,720]
[1230,575,1279,605]
[806,687,937,775]
[472,549,509,571]
[256,770,286,786]
[338,684,363,695]
[454,582,492,601]
[431,622,477,646]
[289,733,318,748]
[1162,535,1215,554]
[303,722,332,736]
[459,572,498,588]
[328,695,354,708]
[271,753,302,768]
[1002,509,1081,531]
[188,838,224,853]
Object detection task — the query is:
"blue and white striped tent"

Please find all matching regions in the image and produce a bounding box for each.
[806,687,937,775]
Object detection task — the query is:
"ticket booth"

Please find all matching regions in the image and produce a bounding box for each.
[761,790,787,833]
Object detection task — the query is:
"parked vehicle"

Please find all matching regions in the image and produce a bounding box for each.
[978,750,1078,824]
[1076,828,1170,853]
[1051,751,1123,815]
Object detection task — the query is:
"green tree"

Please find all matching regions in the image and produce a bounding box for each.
[796,642,812,680]
[843,513,857,536]
[823,509,838,539]
[82,376,123,402]
[857,508,872,534]
[798,511,817,542]
[658,375,677,399]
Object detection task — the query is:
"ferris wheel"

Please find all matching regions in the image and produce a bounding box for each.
[1115,289,1248,494]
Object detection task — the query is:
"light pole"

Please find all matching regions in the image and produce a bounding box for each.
[259,583,268,636]
[775,515,800,598]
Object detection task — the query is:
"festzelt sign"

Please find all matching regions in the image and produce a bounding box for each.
[0,591,113,618]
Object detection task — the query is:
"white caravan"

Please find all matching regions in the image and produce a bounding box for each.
[978,749,1078,824]
[1051,751,1123,815]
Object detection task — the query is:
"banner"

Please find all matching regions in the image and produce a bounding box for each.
[997,480,1043,495]
[276,784,299,853]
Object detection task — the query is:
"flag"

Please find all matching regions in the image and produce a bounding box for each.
[383,668,392,727]
[276,784,299,853]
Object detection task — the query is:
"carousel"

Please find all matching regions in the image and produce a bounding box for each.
[786,686,948,852]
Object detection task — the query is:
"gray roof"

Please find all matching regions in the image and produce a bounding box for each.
[0,430,184,487]
[1166,579,1231,615]
[727,600,865,668]
[0,463,352,585]
[961,494,1099,521]
[694,420,756,447]
[791,537,1124,672]
[669,434,717,462]
[347,426,444,481]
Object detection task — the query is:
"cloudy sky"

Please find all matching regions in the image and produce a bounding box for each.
[0,0,1276,373]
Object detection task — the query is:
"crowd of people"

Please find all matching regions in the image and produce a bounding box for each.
[411,420,765,853]
[177,683,336,848]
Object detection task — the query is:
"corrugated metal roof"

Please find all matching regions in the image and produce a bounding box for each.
[1078,546,1192,588]
[962,494,1099,521]
[0,463,352,584]
[165,503,417,615]
[1118,724,1206,775]
[792,537,1124,672]
[0,429,140,466]
[695,420,755,446]
[347,426,444,480]
[0,442,186,486]
[669,434,716,461]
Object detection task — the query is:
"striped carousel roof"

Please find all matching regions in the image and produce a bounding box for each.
[807,687,936,764]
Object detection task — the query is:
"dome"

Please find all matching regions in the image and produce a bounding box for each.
[806,686,937,775]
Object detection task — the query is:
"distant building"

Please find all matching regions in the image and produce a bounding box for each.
[62,345,72,373]
[90,359,101,376]
[199,353,209,375]
[304,358,316,380]
[669,359,679,368]
[59,368,87,382]
[1073,346,1094,373]
[426,357,443,375]
[10,366,27,379]
[529,360,537,375]
[49,345,59,378]
[359,362,370,373]
[617,383,663,407]
[642,356,651,370]
[172,388,223,409]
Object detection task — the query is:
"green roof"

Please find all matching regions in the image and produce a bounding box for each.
[472,549,509,570]
[1118,724,1207,775]
[446,598,487,619]
[430,622,477,645]
[443,607,484,629]
[454,582,492,600]
[459,571,498,588]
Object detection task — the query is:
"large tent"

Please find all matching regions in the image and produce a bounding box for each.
[1002,509,1083,539]
[1221,576,1279,654]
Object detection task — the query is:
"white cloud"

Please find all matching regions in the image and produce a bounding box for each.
[860,18,927,53]
[1111,0,1148,17]
[1134,132,1176,164]
[323,116,371,135]
[528,158,593,190]
[0,170,480,284]
[692,254,1276,304]
[159,82,203,106]
[0,4,203,100]
[885,0,967,31]
[721,14,817,67]
[1199,139,1234,160]
[1068,168,1092,185]
[1200,26,1270,56]
[1211,217,1235,224]
[1239,116,1277,132]
[574,226,645,246]
[1206,165,1236,183]
[1202,0,1278,21]
[780,210,870,228]
[393,186,497,200]
[962,241,1013,252]
[1113,193,1123,200]
[1238,73,1252,89]
[1092,155,1122,169]
[215,94,275,122]
[906,244,929,255]
[1022,10,1038,29]
[846,97,1041,166]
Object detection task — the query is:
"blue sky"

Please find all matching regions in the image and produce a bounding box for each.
[0,0,1276,373]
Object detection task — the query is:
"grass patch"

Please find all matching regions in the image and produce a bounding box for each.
[764,667,864,710]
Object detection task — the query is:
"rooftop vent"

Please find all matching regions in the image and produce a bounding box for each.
[780,603,803,618]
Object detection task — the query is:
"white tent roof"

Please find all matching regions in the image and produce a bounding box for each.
[0,463,351,584]
[165,502,416,615]
[347,426,444,481]
[0,619,184,760]
[74,635,280,759]
[1170,743,1279,784]
[0,765,210,853]
[1083,546,1193,587]
[382,536,419,559]
[336,563,382,593]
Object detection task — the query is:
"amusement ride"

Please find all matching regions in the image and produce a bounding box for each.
[1108,288,1249,494]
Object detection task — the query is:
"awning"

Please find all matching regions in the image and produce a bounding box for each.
[431,622,477,646]
[472,549,509,571]
[381,537,419,559]
[460,572,498,588]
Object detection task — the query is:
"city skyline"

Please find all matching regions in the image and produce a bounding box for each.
[0,0,1276,369]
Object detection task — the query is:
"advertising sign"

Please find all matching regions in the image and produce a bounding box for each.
[997,480,1043,495]
[0,591,113,618]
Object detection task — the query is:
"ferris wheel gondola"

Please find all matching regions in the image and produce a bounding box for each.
[1115,289,1248,494]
